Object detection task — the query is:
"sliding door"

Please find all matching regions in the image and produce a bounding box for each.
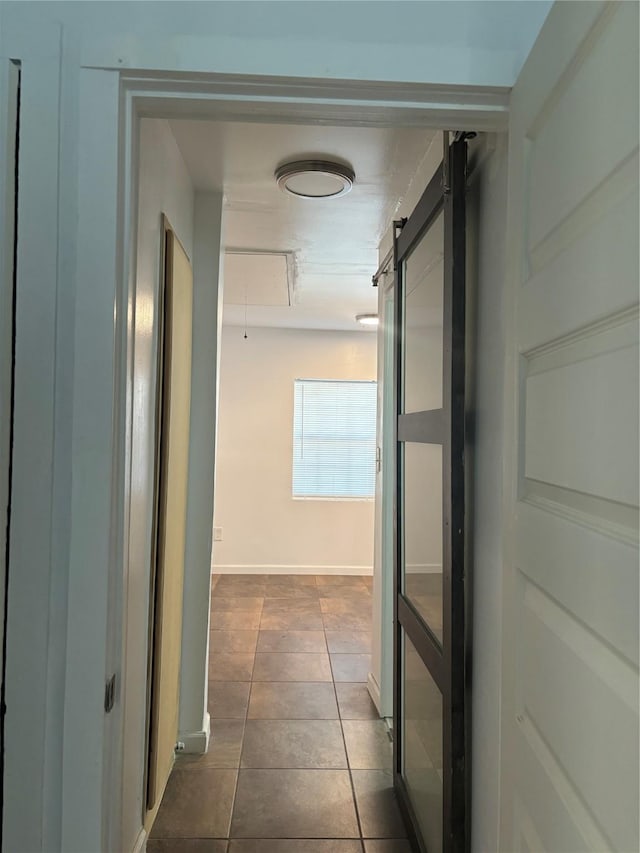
[393,137,469,853]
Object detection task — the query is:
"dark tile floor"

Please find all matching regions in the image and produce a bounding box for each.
[149,574,411,853]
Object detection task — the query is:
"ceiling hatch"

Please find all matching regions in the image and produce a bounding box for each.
[223,251,294,307]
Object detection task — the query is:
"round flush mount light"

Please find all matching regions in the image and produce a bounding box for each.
[275,159,355,199]
[356,314,379,327]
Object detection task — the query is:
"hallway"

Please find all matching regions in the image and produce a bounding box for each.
[148,574,411,852]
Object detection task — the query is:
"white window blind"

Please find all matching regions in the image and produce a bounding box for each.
[292,379,377,498]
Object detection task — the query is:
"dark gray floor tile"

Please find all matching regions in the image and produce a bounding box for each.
[231,769,359,838]
[241,719,346,769]
[262,598,322,615]
[208,682,250,719]
[257,630,327,653]
[209,630,258,654]
[209,653,255,681]
[325,631,371,654]
[229,842,363,852]
[213,577,267,597]
[363,842,413,853]
[176,720,244,769]
[265,575,318,598]
[352,770,408,839]
[316,579,372,596]
[260,599,324,630]
[208,719,244,768]
[342,720,392,769]
[320,598,372,616]
[260,610,325,631]
[330,654,372,683]
[315,575,371,588]
[151,768,237,838]
[248,681,338,719]
[335,683,379,720]
[319,588,372,602]
[253,653,332,682]
[210,597,264,612]
[322,612,372,632]
[148,841,228,853]
[210,611,262,630]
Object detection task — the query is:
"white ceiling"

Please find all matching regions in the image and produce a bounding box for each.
[169,119,436,331]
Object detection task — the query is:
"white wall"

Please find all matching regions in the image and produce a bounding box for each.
[213,326,377,574]
[122,118,194,853]
[2,1,552,89]
[179,192,224,754]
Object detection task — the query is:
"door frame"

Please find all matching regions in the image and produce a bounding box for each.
[0,58,19,849]
[4,49,510,850]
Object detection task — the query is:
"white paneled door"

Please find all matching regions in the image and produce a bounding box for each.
[501,2,639,851]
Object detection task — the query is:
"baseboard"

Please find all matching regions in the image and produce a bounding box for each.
[178,712,210,755]
[132,826,147,853]
[212,564,373,576]
[367,671,382,716]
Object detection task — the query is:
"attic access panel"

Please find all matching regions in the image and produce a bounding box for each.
[223,251,293,307]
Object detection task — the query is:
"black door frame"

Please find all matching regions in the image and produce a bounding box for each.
[0,60,21,850]
[392,136,469,853]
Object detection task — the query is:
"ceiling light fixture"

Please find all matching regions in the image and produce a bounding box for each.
[275,159,355,199]
[356,314,379,327]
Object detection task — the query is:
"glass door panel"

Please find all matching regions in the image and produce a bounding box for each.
[403,211,444,414]
[402,631,443,853]
[401,442,443,643]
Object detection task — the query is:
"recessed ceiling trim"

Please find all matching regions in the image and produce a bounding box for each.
[224,249,296,307]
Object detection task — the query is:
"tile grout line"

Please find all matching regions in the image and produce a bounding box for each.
[222,591,263,842]
[321,575,367,851]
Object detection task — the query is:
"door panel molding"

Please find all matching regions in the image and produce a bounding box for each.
[501,2,639,850]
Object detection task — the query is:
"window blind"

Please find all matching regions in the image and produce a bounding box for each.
[292,379,377,498]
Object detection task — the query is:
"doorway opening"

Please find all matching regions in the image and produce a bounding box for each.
[138,115,471,852]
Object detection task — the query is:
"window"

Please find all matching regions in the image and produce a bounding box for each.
[292,379,377,499]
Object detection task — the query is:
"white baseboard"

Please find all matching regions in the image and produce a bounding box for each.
[132,826,147,853]
[178,712,210,755]
[212,564,373,576]
[367,671,382,716]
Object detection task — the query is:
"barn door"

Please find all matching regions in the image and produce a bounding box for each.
[500,2,639,851]
[393,136,469,853]
[146,218,193,814]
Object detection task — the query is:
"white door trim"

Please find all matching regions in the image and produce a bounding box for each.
[113,74,508,850]
[8,60,511,851]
